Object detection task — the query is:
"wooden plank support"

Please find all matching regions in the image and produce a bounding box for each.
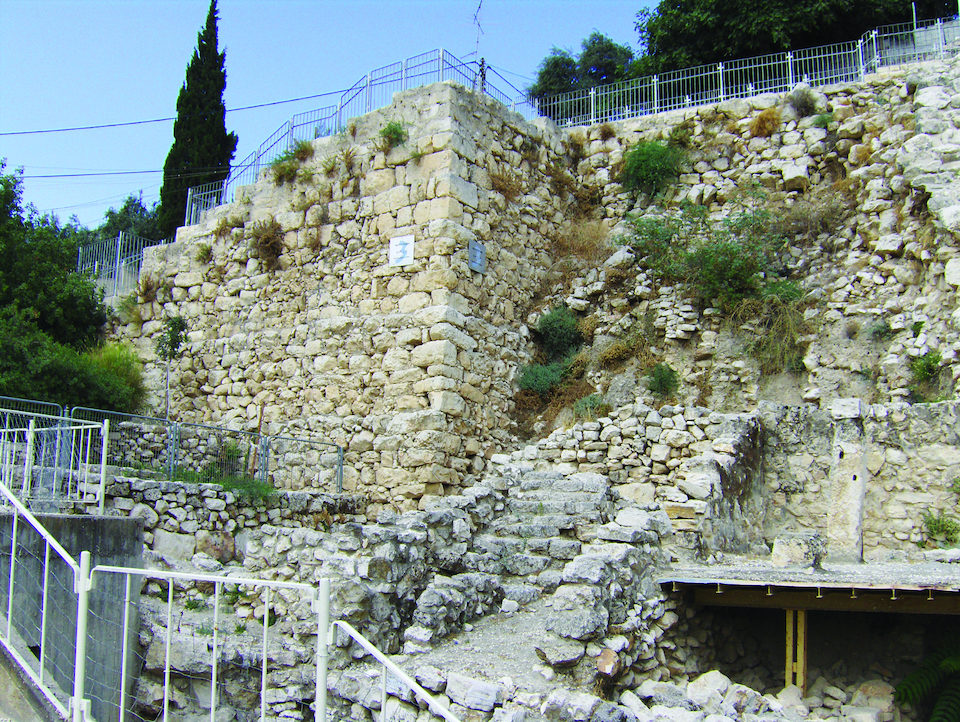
[784,609,808,693]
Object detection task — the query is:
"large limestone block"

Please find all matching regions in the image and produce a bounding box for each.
[781,163,809,191]
[153,529,196,560]
[944,258,960,286]
[916,86,950,109]
[411,339,458,367]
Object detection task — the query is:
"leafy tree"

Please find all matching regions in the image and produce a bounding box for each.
[156,315,188,419]
[158,0,238,238]
[578,32,634,88]
[0,165,145,412]
[0,164,106,348]
[96,193,162,241]
[529,50,579,104]
[634,0,955,75]
[530,33,634,105]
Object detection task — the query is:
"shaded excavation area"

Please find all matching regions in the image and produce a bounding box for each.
[659,561,960,718]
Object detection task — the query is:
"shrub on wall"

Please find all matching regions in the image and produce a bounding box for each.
[537,306,583,359]
[618,140,684,195]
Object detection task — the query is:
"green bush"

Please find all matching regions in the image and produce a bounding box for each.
[0,309,144,412]
[87,342,146,411]
[895,639,960,722]
[648,362,679,398]
[868,319,893,341]
[518,361,568,397]
[924,510,960,544]
[379,121,409,151]
[621,201,781,310]
[537,306,583,359]
[912,351,942,385]
[573,393,611,420]
[619,140,683,195]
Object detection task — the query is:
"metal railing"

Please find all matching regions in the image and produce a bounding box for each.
[537,15,960,125]
[185,48,530,223]
[65,401,346,493]
[90,565,325,722]
[76,232,171,301]
[0,481,82,719]
[0,408,109,511]
[328,614,462,722]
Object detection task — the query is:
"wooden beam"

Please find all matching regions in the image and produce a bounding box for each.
[690,586,960,615]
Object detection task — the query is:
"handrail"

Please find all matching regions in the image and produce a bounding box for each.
[0,480,80,574]
[91,563,318,592]
[329,619,462,722]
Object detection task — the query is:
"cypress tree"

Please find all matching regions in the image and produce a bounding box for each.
[158,0,238,238]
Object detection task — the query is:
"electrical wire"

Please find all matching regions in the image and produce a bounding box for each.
[0,88,347,137]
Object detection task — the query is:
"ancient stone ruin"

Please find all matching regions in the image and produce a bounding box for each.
[98,47,960,721]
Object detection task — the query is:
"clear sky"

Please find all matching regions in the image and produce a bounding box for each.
[0,0,656,230]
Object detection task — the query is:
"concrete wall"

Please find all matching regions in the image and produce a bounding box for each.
[0,514,142,722]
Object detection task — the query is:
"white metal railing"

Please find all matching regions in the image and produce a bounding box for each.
[0,408,109,512]
[0,479,82,719]
[0,489,461,721]
[537,15,960,125]
[89,565,326,722]
[184,48,531,224]
[328,615,463,722]
[76,231,171,301]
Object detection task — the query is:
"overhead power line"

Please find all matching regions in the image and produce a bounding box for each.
[0,88,347,137]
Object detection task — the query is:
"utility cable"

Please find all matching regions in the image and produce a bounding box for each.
[0,88,348,137]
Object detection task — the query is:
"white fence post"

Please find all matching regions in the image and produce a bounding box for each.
[858,38,865,78]
[938,19,945,59]
[98,419,108,514]
[23,420,35,495]
[317,578,330,721]
[653,75,658,113]
[402,58,408,90]
[718,62,725,101]
[589,87,596,124]
[365,74,372,112]
[184,186,195,226]
[112,232,123,298]
[72,550,91,722]
[439,48,446,82]
[787,52,794,87]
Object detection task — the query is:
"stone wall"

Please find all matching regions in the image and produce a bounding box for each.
[102,476,364,563]
[116,56,960,512]
[760,398,960,559]
[121,82,600,510]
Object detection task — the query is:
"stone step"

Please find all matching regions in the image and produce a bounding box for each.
[513,474,609,494]
[473,533,582,562]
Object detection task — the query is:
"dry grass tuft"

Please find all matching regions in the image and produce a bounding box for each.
[749,108,781,138]
[598,123,616,141]
[249,219,284,271]
[490,171,523,203]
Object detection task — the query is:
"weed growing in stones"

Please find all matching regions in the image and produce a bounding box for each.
[536,306,583,359]
[648,362,679,399]
[195,243,212,264]
[749,108,780,138]
[869,319,894,341]
[378,121,408,151]
[250,219,284,271]
[573,393,611,421]
[618,140,684,196]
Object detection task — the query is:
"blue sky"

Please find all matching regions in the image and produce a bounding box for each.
[0,0,655,230]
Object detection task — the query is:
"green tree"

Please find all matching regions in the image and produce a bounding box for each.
[529,50,579,104]
[530,33,634,120]
[577,32,634,88]
[0,165,144,412]
[97,193,162,241]
[0,164,106,348]
[634,0,954,75]
[158,0,238,238]
[156,315,188,419]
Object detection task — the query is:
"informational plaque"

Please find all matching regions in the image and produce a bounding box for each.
[468,238,487,273]
[389,234,415,266]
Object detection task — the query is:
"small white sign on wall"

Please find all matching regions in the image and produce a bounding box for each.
[389,234,415,266]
